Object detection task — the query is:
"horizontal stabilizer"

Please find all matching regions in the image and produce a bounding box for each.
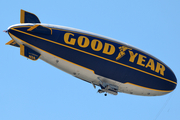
[20,44,41,61]
[20,9,41,23]
[27,25,52,35]
[5,40,20,47]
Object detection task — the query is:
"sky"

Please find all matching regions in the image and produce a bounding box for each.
[0,0,180,120]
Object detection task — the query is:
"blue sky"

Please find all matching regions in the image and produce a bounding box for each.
[1,0,180,120]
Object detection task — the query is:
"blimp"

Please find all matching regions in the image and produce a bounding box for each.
[5,10,177,96]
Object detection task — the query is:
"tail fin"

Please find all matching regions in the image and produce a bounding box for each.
[20,44,41,61]
[20,9,41,23]
[6,40,20,47]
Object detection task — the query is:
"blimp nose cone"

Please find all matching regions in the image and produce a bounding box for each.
[168,70,177,90]
[159,65,177,92]
[158,65,177,94]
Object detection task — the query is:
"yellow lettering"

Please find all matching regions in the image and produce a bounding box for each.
[29,55,35,60]
[91,39,103,51]
[102,43,115,55]
[145,59,155,71]
[137,54,147,67]
[155,62,165,76]
[129,51,138,63]
[64,33,76,45]
[78,36,90,48]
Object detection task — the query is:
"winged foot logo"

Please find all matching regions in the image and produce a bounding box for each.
[116,46,132,60]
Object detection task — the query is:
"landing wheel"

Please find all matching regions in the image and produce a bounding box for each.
[104,93,107,96]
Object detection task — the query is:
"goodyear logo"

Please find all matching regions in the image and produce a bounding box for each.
[64,32,165,76]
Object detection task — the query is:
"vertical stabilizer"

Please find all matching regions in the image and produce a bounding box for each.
[20,9,41,23]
